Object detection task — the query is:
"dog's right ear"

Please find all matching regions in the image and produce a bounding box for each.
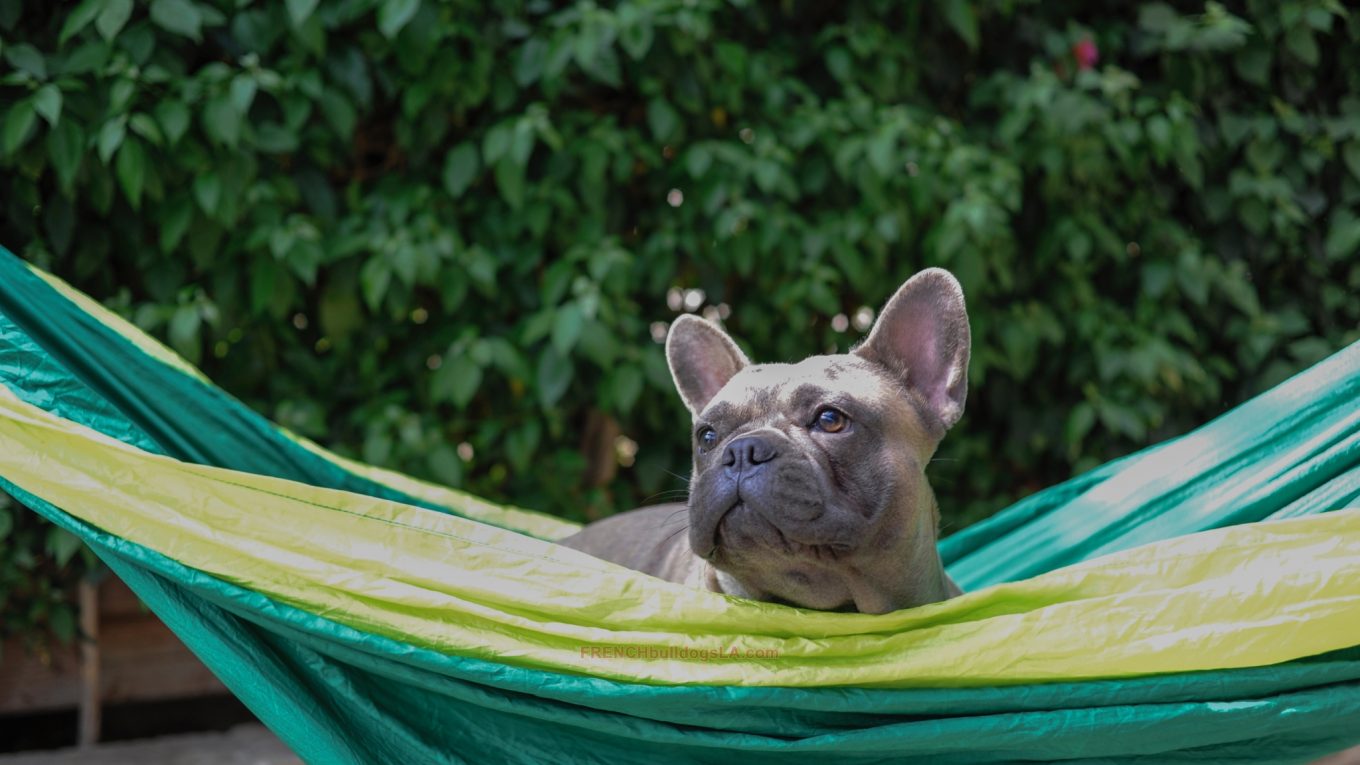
[666,314,750,415]
[854,268,971,433]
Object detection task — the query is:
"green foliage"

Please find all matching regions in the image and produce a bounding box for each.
[0,493,97,657]
[1,0,1359,645]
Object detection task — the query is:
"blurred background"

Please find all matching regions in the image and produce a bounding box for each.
[1,0,1359,755]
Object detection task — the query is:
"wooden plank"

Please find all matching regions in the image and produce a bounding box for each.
[0,640,81,715]
[97,579,146,620]
[77,579,101,747]
[0,580,226,716]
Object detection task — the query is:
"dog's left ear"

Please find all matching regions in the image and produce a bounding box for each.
[854,268,971,432]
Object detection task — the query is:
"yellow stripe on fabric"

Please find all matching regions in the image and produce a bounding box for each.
[1,385,1357,689]
[26,265,212,384]
[26,263,579,539]
[281,428,580,540]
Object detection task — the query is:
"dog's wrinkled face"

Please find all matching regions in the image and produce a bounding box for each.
[666,269,970,613]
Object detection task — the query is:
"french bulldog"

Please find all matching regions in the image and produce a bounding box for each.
[560,269,969,614]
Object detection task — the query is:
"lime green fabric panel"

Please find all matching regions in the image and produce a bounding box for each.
[280,426,579,539]
[1,383,1358,688]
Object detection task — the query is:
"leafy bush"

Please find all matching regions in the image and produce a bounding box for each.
[1,0,1358,643]
[0,492,95,657]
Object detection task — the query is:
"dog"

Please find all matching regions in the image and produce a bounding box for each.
[560,269,968,614]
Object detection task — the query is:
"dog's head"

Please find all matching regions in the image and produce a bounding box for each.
[666,269,969,613]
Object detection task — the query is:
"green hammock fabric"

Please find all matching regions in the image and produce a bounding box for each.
[1,245,1358,763]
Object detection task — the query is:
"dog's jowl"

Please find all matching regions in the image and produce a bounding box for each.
[561,269,969,614]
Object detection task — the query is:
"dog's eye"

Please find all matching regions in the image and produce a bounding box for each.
[697,427,717,452]
[814,407,849,433]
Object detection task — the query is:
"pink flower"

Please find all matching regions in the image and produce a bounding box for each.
[1073,38,1099,71]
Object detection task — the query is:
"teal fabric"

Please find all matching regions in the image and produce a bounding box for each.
[2,245,1359,763]
[940,340,1360,587]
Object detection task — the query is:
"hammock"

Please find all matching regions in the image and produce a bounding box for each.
[0,245,1357,764]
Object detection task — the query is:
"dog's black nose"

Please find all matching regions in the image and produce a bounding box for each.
[723,435,778,474]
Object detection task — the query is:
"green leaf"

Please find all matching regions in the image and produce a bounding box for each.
[109,78,136,112]
[359,257,391,312]
[1344,142,1360,182]
[1304,6,1335,32]
[46,119,84,191]
[377,0,419,39]
[2,99,37,156]
[286,0,319,26]
[168,304,201,360]
[442,142,480,197]
[255,122,299,153]
[159,195,192,252]
[619,18,654,60]
[97,117,126,163]
[551,302,585,355]
[509,119,535,168]
[44,196,74,255]
[1218,266,1260,316]
[824,46,852,82]
[150,0,203,40]
[609,364,644,414]
[1065,401,1096,453]
[1233,46,1270,86]
[249,256,279,314]
[33,84,62,126]
[129,112,164,145]
[60,0,106,45]
[1288,337,1334,365]
[192,172,220,214]
[494,158,526,209]
[514,37,547,86]
[229,75,258,114]
[482,122,512,165]
[866,130,896,176]
[64,39,113,75]
[686,145,712,178]
[319,89,356,139]
[203,95,241,147]
[941,0,979,51]
[1325,209,1360,261]
[115,136,147,208]
[318,277,362,344]
[390,246,417,286]
[646,98,679,142]
[0,506,11,542]
[536,347,573,408]
[1285,25,1318,66]
[579,45,621,88]
[1096,400,1146,441]
[285,240,322,286]
[426,444,464,486]
[432,355,483,408]
[5,43,47,79]
[47,527,82,567]
[155,99,190,144]
[504,421,541,472]
[95,0,134,41]
[49,605,77,643]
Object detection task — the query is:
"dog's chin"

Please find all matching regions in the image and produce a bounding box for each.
[709,500,855,565]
